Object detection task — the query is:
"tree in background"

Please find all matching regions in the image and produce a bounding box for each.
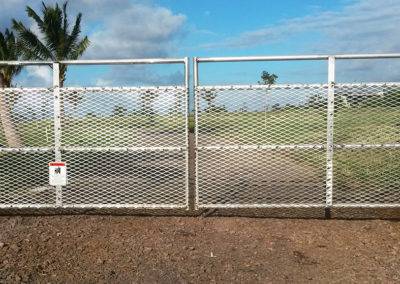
[112,105,128,117]
[258,70,278,117]
[258,71,278,85]
[140,90,159,124]
[258,71,278,130]
[0,29,23,147]
[201,90,217,112]
[12,1,90,124]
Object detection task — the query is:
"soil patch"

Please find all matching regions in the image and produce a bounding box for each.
[0,216,399,283]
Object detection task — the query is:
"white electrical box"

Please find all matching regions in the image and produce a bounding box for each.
[49,162,67,186]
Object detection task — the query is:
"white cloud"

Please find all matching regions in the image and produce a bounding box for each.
[1,0,187,86]
[2,0,186,59]
[84,3,186,59]
[14,66,53,87]
[201,0,400,54]
[200,0,400,82]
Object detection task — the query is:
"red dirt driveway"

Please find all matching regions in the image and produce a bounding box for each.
[0,216,399,283]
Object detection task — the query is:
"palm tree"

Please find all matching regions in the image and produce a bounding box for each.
[12,1,90,123]
[0,29,23,147]
[258,71,278,130]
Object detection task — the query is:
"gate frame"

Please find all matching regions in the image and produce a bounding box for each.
[0,58,190,209]
[193,53,400,210]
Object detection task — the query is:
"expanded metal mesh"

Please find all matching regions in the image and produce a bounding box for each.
[196,85,328,146]
[0,86,188,208]
[0,88,55,207]
[0,88,54,147]
[62,150,186,206]
[60,87,186,147]
[58,86,188,208]
[197,148,326,207]
[195,83,400,208]
[1,60,400,212]
[0,150,56,206]
[333,83,400,206]
[196,84,328,207]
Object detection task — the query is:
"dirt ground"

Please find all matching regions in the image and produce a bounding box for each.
[0,216,399,283]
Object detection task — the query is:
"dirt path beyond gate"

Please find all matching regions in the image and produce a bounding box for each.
[0,216,399,283]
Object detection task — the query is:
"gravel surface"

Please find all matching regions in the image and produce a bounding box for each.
[0,216,399,283]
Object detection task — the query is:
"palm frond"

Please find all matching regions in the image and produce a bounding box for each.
[0,32,6,59]
[12,19,53,60]
[11,0,89,84]
[26,6,45,33]
[66,13,82,55]
[0,28,23,84]
[63,2,68,34]
[68,36,90,59]
[42,5,63,55]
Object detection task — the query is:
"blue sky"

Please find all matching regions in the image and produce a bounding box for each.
[1,0,400,87]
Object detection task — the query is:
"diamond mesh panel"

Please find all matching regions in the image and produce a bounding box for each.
[60,87,186,147]
[333,83,400,206]
[334,83,400,144]
[197,85,328,146]
[0,88,54,147]
[58,86,188,208]
[62,150,186,206]
[0,85,188,209]
[333,148,400,205]
[0,88,55,207]
[197,148,326,206]
[196,85,328,207]
[0,151,56,205]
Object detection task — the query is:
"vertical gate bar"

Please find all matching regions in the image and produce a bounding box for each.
[193,57,199,209]
[53,62,63,206]
[184,57,190,209]
[326,56,335,210]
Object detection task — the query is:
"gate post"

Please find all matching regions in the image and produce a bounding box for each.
[193,57,199,210]
[326,56,335,216]
[184,57,190,209]
[53,62,63,206]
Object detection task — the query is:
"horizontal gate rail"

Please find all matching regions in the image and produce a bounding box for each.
[0,204,186,209]
[198,145,327,150]
[0,147,55,152]
[61,146,187,152]
[196,53,400,63]
[0,58,187,66]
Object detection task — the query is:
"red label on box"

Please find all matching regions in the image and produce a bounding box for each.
[49,162,66,167]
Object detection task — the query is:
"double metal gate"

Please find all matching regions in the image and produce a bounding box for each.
[1,54,400,211]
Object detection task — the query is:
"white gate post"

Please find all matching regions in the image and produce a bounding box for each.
[193,57,199,210]
[184,57,190,209]
[326,56,335,212]
[53,62,63,206]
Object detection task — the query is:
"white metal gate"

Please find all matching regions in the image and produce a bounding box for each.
[0,58,189,209]
[1,54,400,213]
[194,55,400,210]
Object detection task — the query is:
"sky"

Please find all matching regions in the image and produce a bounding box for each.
[1,0,400,88]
